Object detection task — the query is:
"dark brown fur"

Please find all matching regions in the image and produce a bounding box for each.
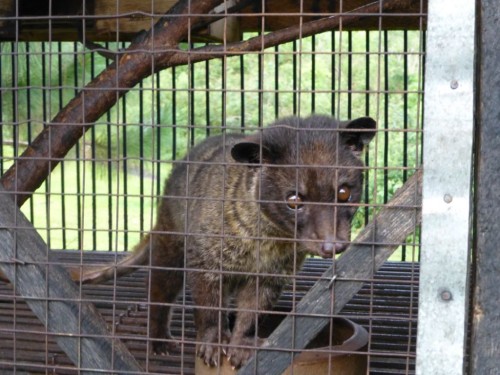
[78,115,376,368]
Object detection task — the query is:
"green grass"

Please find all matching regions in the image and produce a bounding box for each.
[1,144,165,252]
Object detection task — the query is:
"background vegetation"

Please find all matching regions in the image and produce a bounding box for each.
[0,30,423,260]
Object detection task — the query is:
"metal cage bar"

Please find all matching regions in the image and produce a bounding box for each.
[416,0,475,373]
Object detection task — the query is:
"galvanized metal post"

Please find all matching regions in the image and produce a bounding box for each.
[416,0,475,374]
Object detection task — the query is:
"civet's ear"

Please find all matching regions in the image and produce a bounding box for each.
[340,117,377,155]
[231,141,274,166]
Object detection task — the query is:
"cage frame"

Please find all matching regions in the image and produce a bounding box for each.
[0,0,497,374]
[416,0,475,374]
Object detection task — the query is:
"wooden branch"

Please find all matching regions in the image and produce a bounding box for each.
[0,0,224,206]
[165,0,416,68]
[239,169,423,375]
[0,184,143,373]
[0,0,417,207]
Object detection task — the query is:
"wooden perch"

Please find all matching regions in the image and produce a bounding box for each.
[0,0,418,207]
[0,184,143,373]
[239,169,422,375]
[167,0,417,67]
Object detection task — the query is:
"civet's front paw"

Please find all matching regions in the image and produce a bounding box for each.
[197,327,231,367]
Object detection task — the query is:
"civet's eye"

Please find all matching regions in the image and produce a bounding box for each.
[286,193,304,210]
[337,186,352,203]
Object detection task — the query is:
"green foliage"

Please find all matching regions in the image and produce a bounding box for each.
[0,30,423,259]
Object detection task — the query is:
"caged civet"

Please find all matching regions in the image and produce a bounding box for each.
[75,115,377,368]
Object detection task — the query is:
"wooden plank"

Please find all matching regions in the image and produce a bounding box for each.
[238,0,425,32]
[0,184,143,374]
[94,0,178,36]
[470,1,500,373]
[0,0,15,40]
[239,170,422,375]
[2,0,426,42]
[94,0,241,42]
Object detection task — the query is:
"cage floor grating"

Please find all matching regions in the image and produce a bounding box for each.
[0,252,418,374]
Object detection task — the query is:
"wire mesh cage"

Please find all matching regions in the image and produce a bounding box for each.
[0,0,461,374]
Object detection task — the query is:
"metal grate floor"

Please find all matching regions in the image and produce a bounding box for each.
[0,252,418,374]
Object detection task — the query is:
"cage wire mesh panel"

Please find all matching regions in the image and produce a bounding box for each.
[0,1,426,374]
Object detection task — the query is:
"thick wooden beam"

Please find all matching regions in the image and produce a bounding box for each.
[237,0,425,32]
[0,0,425,42]
[0,184,142,373]
[470,1,500,372]
[239,169,422,375]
